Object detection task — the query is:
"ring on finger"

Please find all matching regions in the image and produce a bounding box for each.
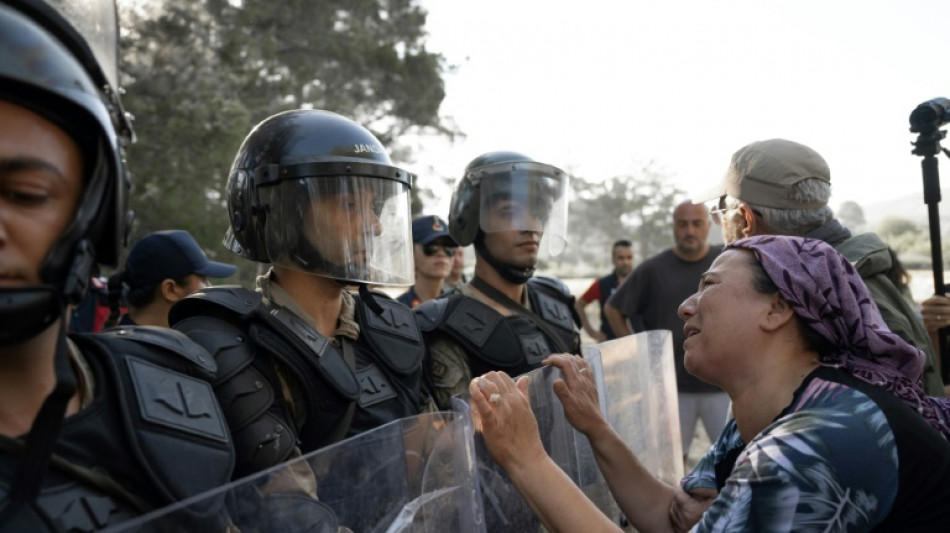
[489,393,502,404]
[578,367,589,374]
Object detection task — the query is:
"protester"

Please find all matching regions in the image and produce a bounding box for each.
[701,138,945,397]
[575,239,634,342]
[415,151,580,410]
[604,202,726,458]
[106,230,237,327]
[171,109,431,480]
[0,1,232,529]
[396,215,458,308]
[471,236,950,532]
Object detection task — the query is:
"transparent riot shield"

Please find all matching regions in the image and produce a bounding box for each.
[105,411,484,533]
[587,330,684,487]
[453,354,622,532]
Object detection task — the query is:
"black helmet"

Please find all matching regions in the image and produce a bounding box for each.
[225,109,414,285]
[449,151,569,255]
[0,0,133,344]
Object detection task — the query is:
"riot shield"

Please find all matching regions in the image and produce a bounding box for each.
[587,330,683,487]
[454,354,622,532]
[105,411,484,533]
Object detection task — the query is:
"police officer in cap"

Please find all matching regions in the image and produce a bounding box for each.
[396,215,459,309]
[0,1,233,530]
[416,151,580,410]
[171,109,431,479]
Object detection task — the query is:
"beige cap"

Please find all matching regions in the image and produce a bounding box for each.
[699,139,830,209]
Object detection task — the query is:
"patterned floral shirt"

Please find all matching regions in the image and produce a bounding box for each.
[681,366,950,532]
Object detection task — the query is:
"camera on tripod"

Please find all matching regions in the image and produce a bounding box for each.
[910,97,950,134]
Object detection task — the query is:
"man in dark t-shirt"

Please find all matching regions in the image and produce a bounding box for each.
[605,201,725,459]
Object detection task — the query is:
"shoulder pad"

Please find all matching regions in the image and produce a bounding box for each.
[120,358,233,501]
[169,285,261,326]
[360,292,419,341]
[527,277,581,331]
[356,292,425,375]
[528,275,572,298]
[414,296,453,332]
[96,326,217,376]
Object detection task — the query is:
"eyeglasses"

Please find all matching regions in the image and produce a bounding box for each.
[711,198,764,219]
[709,205,738,219]
[422,243,458,257]
[709,196,740,220]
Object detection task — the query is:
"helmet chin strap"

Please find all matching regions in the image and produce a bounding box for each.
[0,242,95,519]
[290,235,386,316]
[0,301,76,522]
[0,239,95,523]
[0,287,62,345]
[474,232,535,285]
[0,240,94,346]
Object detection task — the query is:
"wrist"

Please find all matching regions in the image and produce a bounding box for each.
[583,419,615,444]
[503,440,550,476]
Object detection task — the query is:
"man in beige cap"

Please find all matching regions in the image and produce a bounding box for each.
[699,138,944,397]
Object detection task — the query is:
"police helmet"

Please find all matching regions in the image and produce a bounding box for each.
[0,0,132,344]
[449,151,569,257]
[225,110,414,286]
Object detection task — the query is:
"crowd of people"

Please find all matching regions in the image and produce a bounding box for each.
[2,0,950,531]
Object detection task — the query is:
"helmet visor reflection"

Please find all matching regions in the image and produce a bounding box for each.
[262,175,413,285]
[476,162,569,256]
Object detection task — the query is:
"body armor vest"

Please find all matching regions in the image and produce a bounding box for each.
[0,327,233,532]
[415,276,581,378]
[169,286,427,478]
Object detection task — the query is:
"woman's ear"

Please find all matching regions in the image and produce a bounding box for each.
[159,278,185,303]
[762,293,796,332]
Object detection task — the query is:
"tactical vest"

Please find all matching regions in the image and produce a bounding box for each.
[169,286,427,478]
[415,276,581,378]
[0,327,233,532]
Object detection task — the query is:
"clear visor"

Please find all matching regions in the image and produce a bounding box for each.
[477,162,570,256]
[48,0,120,88]
[261,175,413,285]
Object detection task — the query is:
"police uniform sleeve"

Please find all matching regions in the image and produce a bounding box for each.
[425,330,472,411]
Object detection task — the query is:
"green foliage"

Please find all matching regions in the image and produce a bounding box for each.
[117,0,453,286]
[872,215,950,269]
[876,216,919,239]
[551,163,681,275]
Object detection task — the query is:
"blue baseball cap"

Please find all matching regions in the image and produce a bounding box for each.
[411,215,457,246]
[125,230,238,288]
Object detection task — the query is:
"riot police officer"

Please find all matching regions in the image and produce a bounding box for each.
[415,151,581,409]
[0,1,233,530]
[170,109,430,479]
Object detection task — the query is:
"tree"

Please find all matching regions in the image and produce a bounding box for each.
[120,1,251,276]
[874,216,935,267]
[554,163,681,275]
[118,0,455,285]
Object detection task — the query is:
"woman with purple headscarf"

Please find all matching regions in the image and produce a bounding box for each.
[469,235,950,532]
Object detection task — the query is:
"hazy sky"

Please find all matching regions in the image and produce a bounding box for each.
[414,0,950,216]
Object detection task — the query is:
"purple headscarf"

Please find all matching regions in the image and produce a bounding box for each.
[727,235,950,439]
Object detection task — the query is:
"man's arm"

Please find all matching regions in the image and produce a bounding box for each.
[575,296,607,342]
[604,302,632,338]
